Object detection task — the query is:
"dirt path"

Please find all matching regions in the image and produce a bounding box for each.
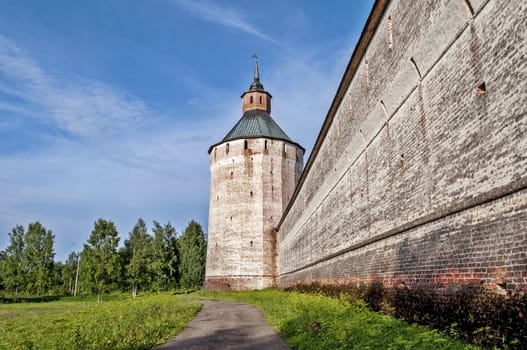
[154,299,291,350]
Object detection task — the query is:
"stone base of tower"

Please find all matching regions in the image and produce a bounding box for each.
[203,276,275,291]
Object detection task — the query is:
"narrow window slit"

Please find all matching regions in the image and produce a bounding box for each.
[364,60,369,88]
[387,16,393,49]
[476,82,486,96]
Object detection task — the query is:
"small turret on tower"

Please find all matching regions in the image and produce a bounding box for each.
[241,59,272,113]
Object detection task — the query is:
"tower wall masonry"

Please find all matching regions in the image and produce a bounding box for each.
[205,137,303,290]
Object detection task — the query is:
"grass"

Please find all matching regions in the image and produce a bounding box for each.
[197,289,480,350]
[0,293,201,350]
[1,289,482,349]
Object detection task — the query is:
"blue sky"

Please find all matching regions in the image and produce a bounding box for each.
[0,0,374,261]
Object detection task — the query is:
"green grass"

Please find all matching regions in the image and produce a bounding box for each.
[0,289,483,349]
[197,289,480,350]
[0,293,201,350]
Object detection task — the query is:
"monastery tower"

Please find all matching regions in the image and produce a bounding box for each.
[204,61,304,290]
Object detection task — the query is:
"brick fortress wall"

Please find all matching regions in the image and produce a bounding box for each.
[278,0,527,293]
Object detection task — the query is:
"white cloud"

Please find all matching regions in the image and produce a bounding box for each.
[0,34,152,138]
[0,20,360,261]
[0,122,213,260]
[173,0,281,45]
[0,34,215,259]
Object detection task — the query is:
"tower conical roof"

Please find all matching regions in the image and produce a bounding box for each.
[208,59,304,153]
[222,109,292,142]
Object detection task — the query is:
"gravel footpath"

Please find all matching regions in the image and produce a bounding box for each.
[154,299,291,350]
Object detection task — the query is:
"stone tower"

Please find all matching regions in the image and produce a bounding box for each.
[204,61,304,290]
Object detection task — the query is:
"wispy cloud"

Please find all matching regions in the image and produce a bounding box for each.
[173,0,280,45]
[0,34,152,138]
[0,33,214,258]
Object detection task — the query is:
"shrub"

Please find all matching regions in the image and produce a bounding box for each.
[287,283,527,349]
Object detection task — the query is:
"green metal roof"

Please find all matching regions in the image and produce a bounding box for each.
[223,110,291,142]
[208,109,305,153]
[207,60,304,154]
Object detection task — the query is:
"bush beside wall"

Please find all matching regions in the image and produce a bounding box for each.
[287,282,526,348]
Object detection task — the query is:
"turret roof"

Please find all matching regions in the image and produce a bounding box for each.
[207,59,304,154]
[222,109,291,142]
[208,109,304,153]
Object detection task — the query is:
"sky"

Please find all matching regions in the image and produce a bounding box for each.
[0,0,374,261]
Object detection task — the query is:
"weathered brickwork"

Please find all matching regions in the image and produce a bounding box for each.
[278,0,527,292]
[204,71,303,290]
[205,138,302,290]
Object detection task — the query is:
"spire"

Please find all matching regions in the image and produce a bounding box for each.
[241,55,271,113]
[249,54,264,91]
[254,55,260,81]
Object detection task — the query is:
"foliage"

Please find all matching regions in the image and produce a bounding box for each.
[0,293,201,349]
[61,252,80,295]
[2,223,55,295]
[80,219,120,301]
[1,218,207,297]
[2,225,26,294]
[124,218,153,297]
[198,289,479,350]
[177,220,207,289]
[151,221,179,290]
[0,250,5,291]
[23,222,55,294]
[288,282,527,349]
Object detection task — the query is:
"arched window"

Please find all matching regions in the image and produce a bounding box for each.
[249,96,253,103]
[226,143,230,154]
[244,140,248,150]
[264,140,268,150]
[259,96,263,103]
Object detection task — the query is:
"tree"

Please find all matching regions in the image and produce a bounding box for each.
[151,221,178,290]
[81,219,120,302]
[124,218,152,298]
[23,222,55,294]
[0,249,7,292]
[177,220,207,289]
[3,225,26,294]
[62,252,80,295]
[51,261,64,294]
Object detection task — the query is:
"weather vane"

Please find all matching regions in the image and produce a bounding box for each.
[251,53,258,63]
